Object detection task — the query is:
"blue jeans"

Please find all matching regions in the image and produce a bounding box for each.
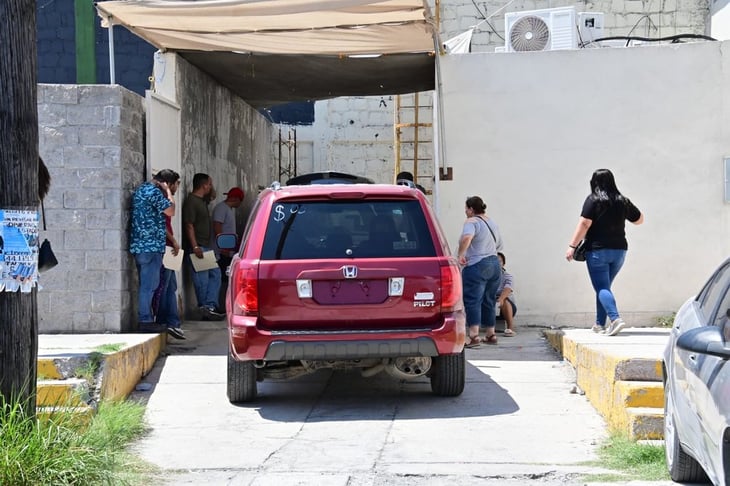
[462,255,501,329]
[187,247,221,309]
[156,268,181,328]
[586,249,626,325]
[134,252,163,323]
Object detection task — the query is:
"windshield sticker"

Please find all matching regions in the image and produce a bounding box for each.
[0,209,39,292]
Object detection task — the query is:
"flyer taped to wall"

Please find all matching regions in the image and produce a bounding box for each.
[0,209,40,292]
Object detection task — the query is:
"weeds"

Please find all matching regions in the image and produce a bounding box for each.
[0,395,149,485]
[94,343,126,354]
[583,433,669,482]
[73,344,125,382]
[656,313,676,328]
[73,352,104,383]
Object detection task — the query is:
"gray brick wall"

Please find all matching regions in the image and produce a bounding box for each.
[37,84,145,333]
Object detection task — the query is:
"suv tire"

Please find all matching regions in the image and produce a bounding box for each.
[227,353,257,403]
[430,350,466,397]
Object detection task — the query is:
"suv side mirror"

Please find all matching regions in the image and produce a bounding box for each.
[216,233,238,251]
[676,326,730,359]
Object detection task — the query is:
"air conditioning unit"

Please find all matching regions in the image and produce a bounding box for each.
[504,7,577,52]
[577,12,605,46]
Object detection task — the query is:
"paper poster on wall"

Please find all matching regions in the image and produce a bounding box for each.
[0,209,39,292]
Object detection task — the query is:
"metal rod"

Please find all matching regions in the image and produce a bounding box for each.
[108,19,116,84]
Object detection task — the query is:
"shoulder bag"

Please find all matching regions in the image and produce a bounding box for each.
[573,239,588,262]
[572,204,608,263]
[38,200,58,273]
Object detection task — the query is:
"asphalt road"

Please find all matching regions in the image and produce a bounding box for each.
[131,322,679,486]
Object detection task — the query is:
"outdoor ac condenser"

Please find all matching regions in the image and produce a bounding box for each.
[504,7,578,52]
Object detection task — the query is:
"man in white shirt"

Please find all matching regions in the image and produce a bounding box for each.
[212,187,244,311]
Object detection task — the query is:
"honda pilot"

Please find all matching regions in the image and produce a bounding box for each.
[218,181,466,402]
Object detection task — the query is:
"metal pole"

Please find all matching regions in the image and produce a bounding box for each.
[108,18,116,84]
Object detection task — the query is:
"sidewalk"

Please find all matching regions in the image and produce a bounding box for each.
[37,325,671,440]
[544,326,669,439]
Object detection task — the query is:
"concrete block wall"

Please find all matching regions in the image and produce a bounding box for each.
[437,0,709,52]
[173,55,277,318]
[37,84,145,333]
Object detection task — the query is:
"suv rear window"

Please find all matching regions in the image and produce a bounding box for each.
[261,200,436,260]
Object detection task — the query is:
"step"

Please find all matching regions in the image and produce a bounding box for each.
[626,407,665,440]
[37,378,90,408]
[37,405,95,425]
[544,328,667,440]
[35,333,167,417]
[612,380,664,410]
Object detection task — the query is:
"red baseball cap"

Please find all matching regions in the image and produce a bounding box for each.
[225,187,244,200]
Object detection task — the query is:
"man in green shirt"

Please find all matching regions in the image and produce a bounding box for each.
[182,173,224,320]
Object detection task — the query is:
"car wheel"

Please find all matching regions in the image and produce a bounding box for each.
[664,383,708,482]
[227,353,257,403]
[430,351,465,397]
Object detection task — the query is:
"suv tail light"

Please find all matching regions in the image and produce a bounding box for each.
[232,266,258,315]
[440,259,462,312]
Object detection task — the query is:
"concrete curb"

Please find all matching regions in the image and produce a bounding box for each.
[37,333,166,405]
[544,327,669,439]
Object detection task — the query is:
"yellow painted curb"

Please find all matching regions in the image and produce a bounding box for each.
[100,333,166,401]
[627,407,665,440]
[543,329,665,439]
[613,381,664,409]
[37,379,88,407]
[37,358,63,380]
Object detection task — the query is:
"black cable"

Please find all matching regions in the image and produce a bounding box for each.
[470,1,505,42]
[582,33,717,48]
[626,14,657,37]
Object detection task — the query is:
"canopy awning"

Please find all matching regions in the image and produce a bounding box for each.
[96,0,438,108]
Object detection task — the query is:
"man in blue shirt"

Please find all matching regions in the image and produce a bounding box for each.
[130,170,177,332]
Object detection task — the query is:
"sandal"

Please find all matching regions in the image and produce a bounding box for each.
[484,334,498,345]
[465,335,482,348]
[503,329,515,337]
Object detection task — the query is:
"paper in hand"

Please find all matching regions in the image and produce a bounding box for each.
[163,246,184,271]
[190,250,218,272]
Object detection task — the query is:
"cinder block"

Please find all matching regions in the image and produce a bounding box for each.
[65,230,105,250]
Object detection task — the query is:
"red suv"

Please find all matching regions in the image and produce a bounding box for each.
[219,181,466,402]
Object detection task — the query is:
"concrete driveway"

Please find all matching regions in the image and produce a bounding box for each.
[130,322,675,485]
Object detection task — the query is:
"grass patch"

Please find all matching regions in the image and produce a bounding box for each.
[583,433,670,482]
[73,345,125,382]
[94,343,126,354]
[655,313,676,328]
[0,395,151,485]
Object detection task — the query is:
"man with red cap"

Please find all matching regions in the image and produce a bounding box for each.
[212,187,244,310]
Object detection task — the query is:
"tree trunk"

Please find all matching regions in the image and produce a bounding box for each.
[0,0,39,415]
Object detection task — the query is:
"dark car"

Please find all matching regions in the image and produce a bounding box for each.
[663,257,730,485]
[218,181,466,402]
[285,171,374,185]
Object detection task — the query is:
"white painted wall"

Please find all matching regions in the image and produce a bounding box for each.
[298,0,709,186]
[711,0,730,38]
[438,40,730,326]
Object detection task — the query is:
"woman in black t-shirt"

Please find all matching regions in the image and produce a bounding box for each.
[566,169,644,336]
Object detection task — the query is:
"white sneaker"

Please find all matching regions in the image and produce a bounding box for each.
[591,324,605,334]
[605,318,626,336]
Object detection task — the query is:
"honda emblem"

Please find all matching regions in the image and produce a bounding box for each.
[342,265,358,279]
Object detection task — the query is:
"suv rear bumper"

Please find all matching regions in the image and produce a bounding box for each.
[229,311,466,361]
[266,337,439,360]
